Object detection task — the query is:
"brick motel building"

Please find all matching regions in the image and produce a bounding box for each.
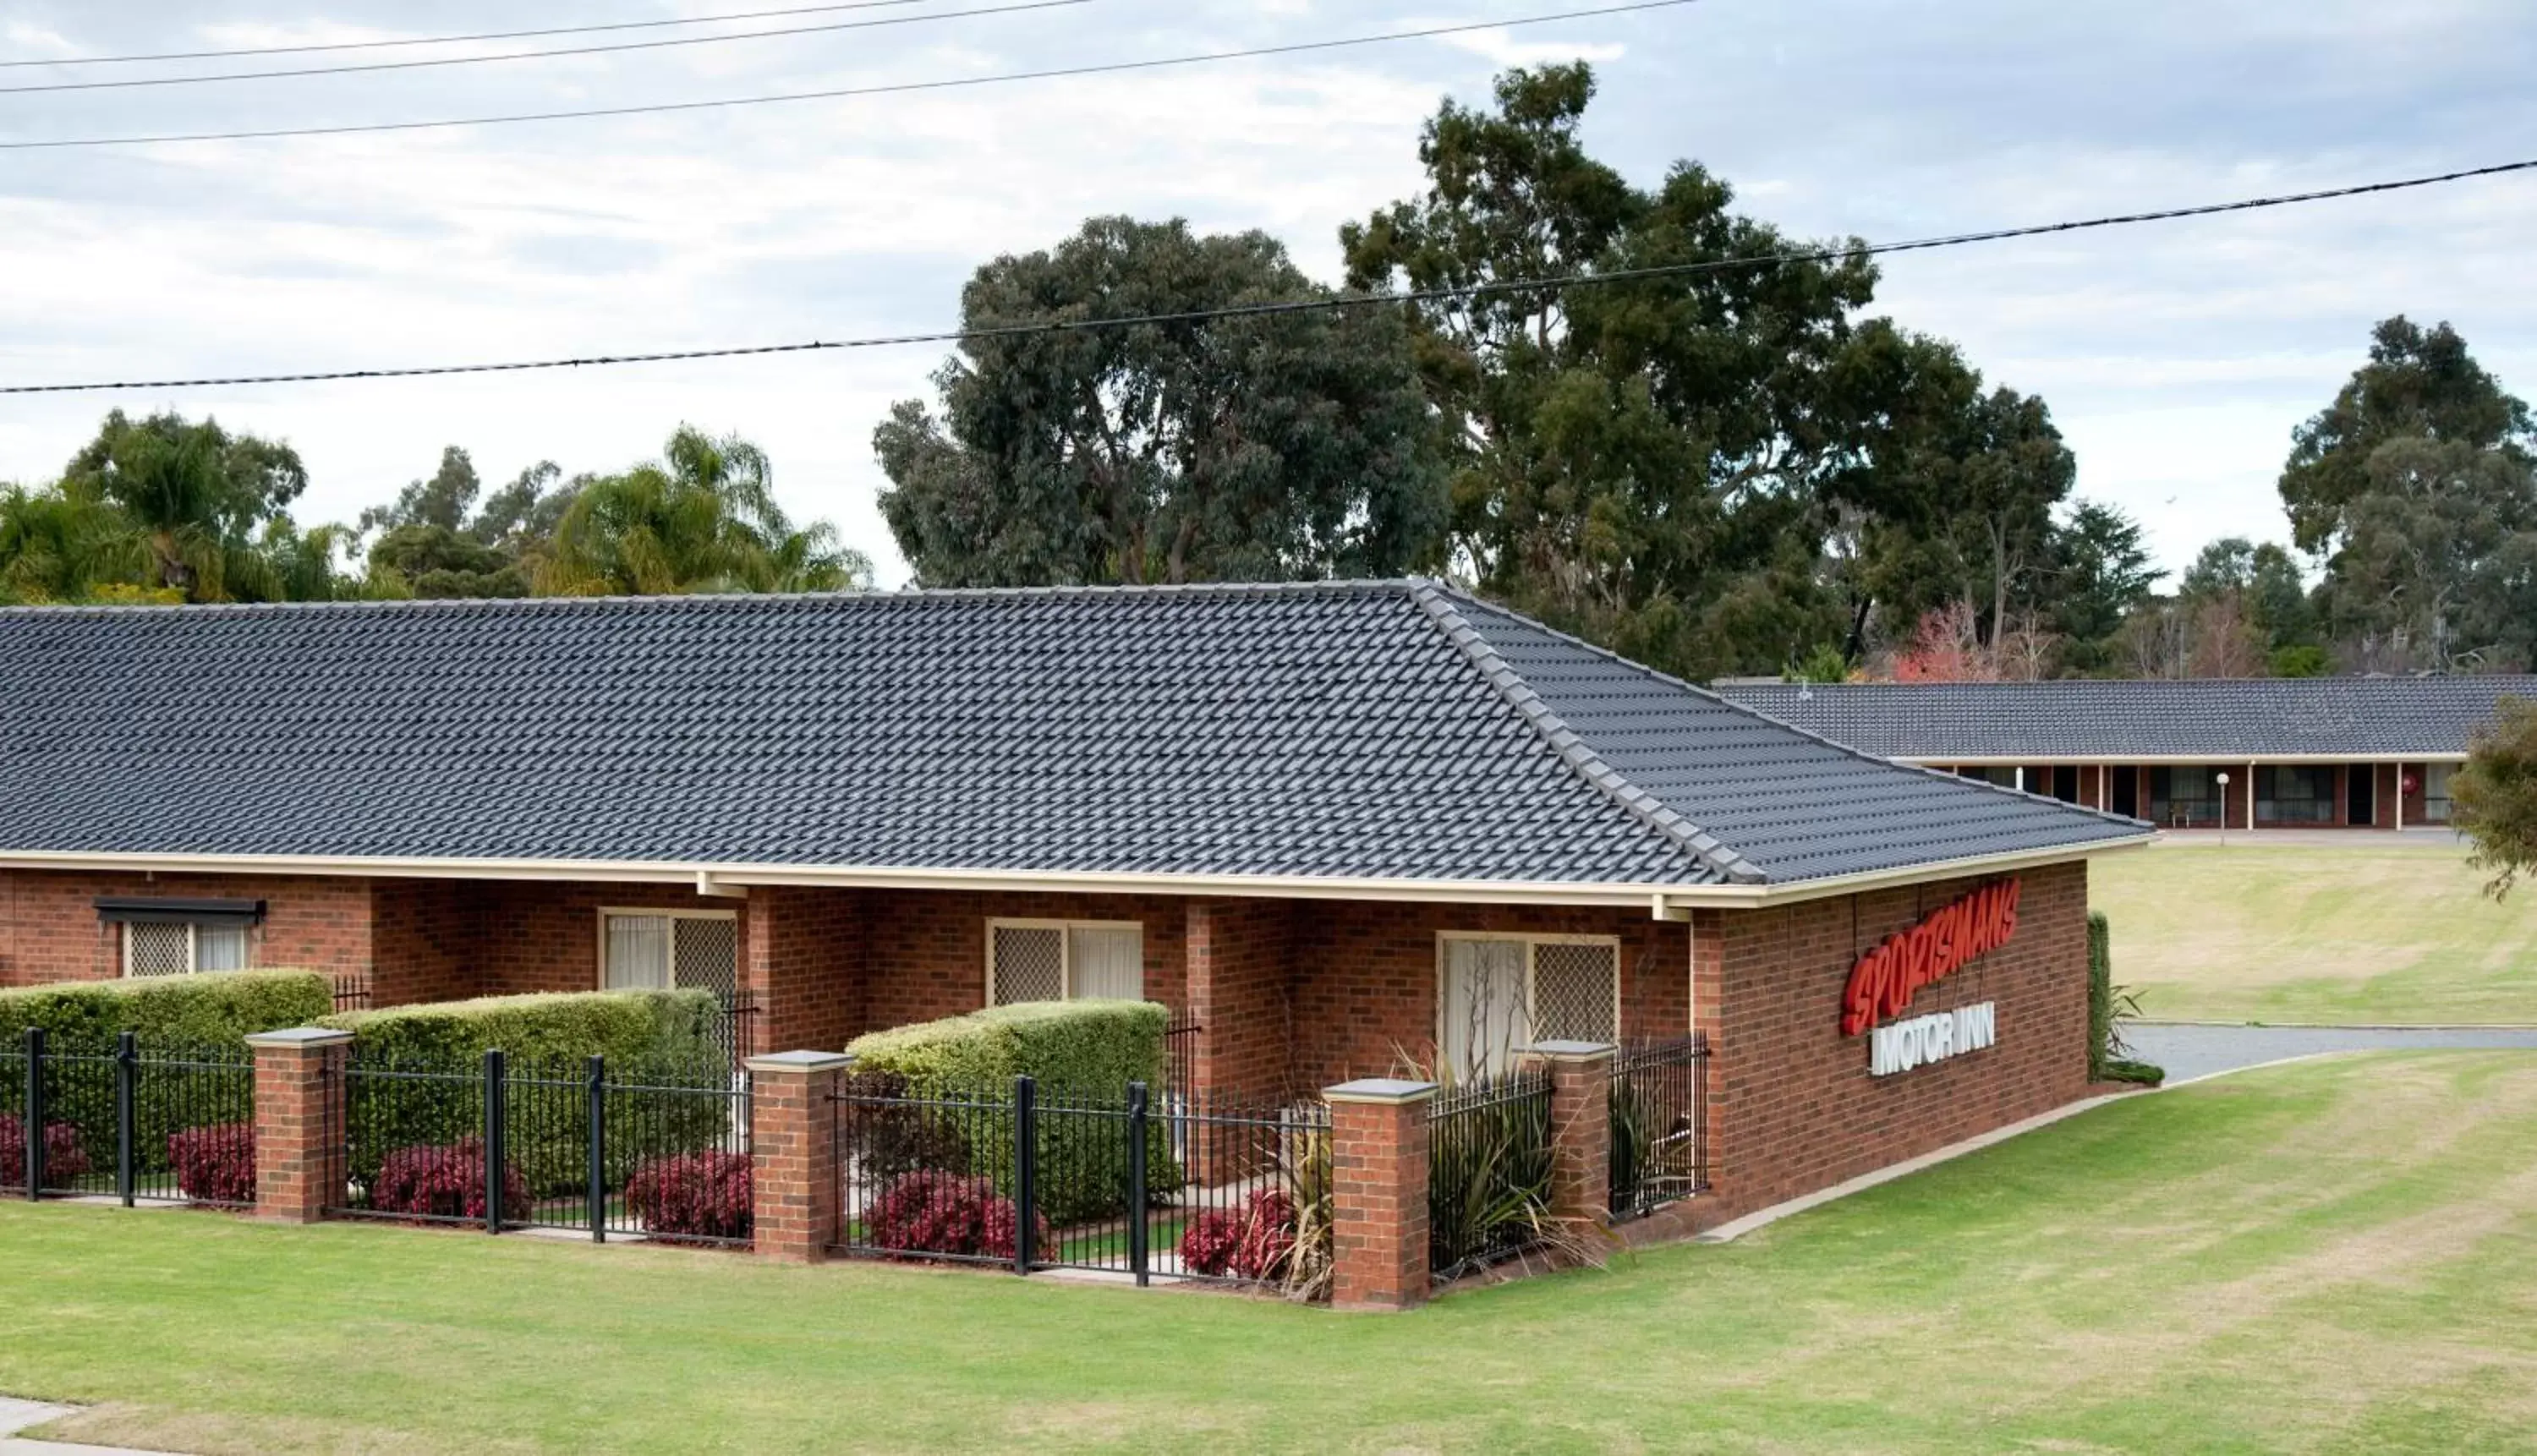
[0,581,2151,1235]
[1721,676,2537,835]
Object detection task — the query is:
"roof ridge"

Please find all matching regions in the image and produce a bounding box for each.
[1406,583,1767,886]
[0,577,1433,619]
[1424,582,2151,834]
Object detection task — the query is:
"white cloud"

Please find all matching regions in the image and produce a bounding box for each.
[0,0,2527,587]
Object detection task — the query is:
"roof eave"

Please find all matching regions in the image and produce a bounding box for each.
[0,836,2157,916]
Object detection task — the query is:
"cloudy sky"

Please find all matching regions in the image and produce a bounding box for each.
[0,0,2529,585]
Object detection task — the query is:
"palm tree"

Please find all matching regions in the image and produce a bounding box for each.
[0,484,146,604]
[539,426,872,595]
[61,410,309,602]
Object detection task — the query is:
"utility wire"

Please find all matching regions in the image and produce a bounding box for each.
[0,0,949,69]
[0,0,1704,151]
[0,0,1099,96]
[5,157,2526,397]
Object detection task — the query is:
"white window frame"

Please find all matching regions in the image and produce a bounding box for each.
[1433,932,1625,1061]
[984,917,1146,1004]
[594,907,742,993]
[120,921,254,978]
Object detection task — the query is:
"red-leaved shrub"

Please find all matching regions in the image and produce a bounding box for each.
[627,1151,753,1242]
[167,1123,257,1204]
[1179,1190,1296,1279]
[866,1170,1047,1260]
[0,1115,91,1189]
[370,1136,529,1222]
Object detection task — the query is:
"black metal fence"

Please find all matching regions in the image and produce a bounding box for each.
[5,1029,257,1207]
[1427,1069,1556,1281]
[1164,1018,1203,1097]
[1608,1035,1710,1222]
[708,999,762,1071]
[331,974,374,1015]
[327,1048,753,1245]
[828,1072,1330,1293]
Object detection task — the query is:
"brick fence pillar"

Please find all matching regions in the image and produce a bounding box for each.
[747,1051,851,1263]
[1521,1041,1615,1228]
[244,1027,353,1224]
[1325,1077,1435,1312]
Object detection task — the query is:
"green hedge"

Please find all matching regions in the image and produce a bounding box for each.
[0,970,332,1053]
[846,999,1169,1098]
[2088,912,2164,1087]
[320,990,732,1198]
[319,988,723,1074]
[847,1001,1175,1226]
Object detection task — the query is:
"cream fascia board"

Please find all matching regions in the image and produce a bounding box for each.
[0,835,2156,915]
[1904,753,2466,766]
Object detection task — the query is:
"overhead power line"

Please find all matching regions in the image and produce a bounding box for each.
[0,0,1704,151]
[5,157,2527,397]
[0,0,1099,96]
[0,0,950,69]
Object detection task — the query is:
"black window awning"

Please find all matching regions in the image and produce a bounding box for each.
[92,897,266,928]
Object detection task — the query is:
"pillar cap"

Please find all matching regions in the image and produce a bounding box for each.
[1323,1076,1438,1105]
[1524,1041,1618,1063]
[745,1050,854,1076]
[244,1027,354,1049]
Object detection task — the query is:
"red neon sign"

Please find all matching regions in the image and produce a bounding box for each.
[1839,879,2019,1037]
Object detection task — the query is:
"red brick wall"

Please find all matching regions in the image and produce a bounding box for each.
[1186,898,1294,1100]
[1692,859,2093,1224]
[0,870,372,988]
[367,880,480,1005]
[745,887,864,1055]
[1286,901,1690,1092]
[852,889,1192,1037]
[470,881,749,999]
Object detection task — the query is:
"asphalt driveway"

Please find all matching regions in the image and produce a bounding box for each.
[2129,1023,2537,1084]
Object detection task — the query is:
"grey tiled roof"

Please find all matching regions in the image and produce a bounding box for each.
[1716,677,2537,761]
[0,582,2144,888]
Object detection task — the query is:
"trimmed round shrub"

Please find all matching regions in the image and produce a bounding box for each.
[1179,1190,1296,1279]
[627,1152,753,1242]
[167,1123,257,1205]
[0,1115,91,1189]
[867,1170,1047,1261]
[370,1137,529,1222]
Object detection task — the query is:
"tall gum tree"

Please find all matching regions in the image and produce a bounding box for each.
[875,216,1440,587]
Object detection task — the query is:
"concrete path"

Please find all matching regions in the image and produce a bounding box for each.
[2129,1022,2537,1084]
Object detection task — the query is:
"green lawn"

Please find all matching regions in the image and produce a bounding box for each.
[8,1053,2537,1453]
[2094,841,2537,1025]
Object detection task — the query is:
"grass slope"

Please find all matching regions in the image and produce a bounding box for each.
[2094,843,2537,1025]
[7,1054,2537,1454]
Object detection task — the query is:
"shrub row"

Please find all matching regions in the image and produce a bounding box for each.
[0,971,332,1052]
[320,988,725,1076]
[847,1001,1179,1225]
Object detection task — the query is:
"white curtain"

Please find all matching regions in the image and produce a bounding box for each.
[195,925,249,972]
[605,915,672,990]
[1068,926,1145,1000]
[1441,939,1527,1081]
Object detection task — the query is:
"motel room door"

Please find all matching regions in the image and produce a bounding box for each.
[1440,939,1526,1081]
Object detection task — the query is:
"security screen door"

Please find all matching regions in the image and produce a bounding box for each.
[603,912,739,1002]
[1440,937,1620,1081]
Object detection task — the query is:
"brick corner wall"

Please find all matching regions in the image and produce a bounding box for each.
[1696,857,2093,1226]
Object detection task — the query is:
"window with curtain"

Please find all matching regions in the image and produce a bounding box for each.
[600,911,738,1000]
[986,920,1145,1004]
[122,921,251,977]
[2149,766,2224,827]
[2424,763,2458,823]
[1438,935,1620,1081]
[2256,764,2335,824]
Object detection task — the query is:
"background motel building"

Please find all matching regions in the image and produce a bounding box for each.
[1717,676,2537,834]
[0,582,2151,1229]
